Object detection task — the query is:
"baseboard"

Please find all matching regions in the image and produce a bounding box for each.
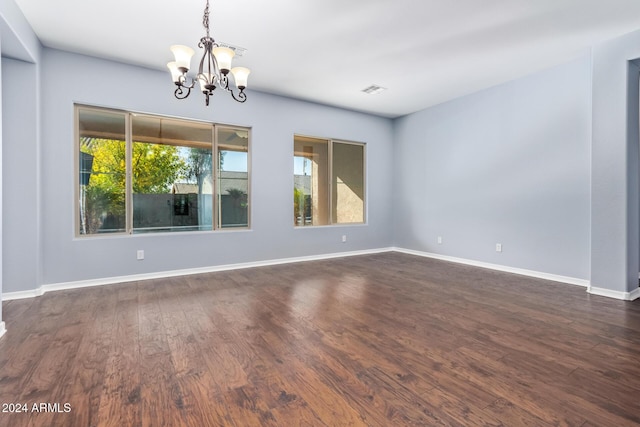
[588,285,640,301]
[2,247,394,301]
[392,247,590,288]
[1,288,45,301]
[0,322,6,339]
[4,246,622,302]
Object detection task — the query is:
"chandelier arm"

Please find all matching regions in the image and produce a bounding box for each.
[229,89,247,103]
[219,74,230,91]
[179,74,197,89]
[174,85,192,100]
[198,37,221,81]
[198,36,217,50]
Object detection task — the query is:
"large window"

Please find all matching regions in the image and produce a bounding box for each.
[294,135,365,226]
[76,105,250,236]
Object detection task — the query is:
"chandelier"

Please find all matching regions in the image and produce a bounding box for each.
[167,0,250,106]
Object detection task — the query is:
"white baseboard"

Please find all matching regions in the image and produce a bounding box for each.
[2,247,394,301]
[588,285,640,301]
[392,247,590,288]
[2,288,44,301]
[9,246,639,302]
[0,321,6,339]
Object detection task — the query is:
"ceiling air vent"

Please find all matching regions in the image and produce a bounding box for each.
[218,42,247,57]
[361,84,387,95]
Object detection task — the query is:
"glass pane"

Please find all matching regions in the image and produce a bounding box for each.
[332,142,365,224]
[131,115,213,233]
[78,108,126,235]
[294,136,329,226]
[217,127,249,228]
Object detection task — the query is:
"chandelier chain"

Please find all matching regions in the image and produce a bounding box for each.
[203,0,210,38]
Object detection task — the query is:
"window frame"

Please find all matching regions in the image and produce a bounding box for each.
[293,134,367,227]
[74,104,251,237]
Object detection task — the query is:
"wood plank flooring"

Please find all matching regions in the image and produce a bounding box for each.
[1,252,640,426]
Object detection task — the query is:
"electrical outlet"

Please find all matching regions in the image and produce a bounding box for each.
[342,235,347,243]
[437,236,442,244]
[137,250,145,260]
[495,243,502,253]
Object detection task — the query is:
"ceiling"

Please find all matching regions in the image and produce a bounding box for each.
[13,0,640,118]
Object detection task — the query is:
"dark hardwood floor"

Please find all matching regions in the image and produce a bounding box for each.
[1,252,640,426]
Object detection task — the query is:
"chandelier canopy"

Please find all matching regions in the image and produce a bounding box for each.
[167,0,250,106]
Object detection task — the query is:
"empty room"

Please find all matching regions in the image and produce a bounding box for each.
[1,0,640,426]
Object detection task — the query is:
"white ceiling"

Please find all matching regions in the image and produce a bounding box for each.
[13,0,640,118]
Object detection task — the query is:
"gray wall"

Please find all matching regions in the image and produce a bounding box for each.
[591,30,640,294]
[393,56,592,279]
[0,0,42,321]
[2,57,40,294]
[14,48,393,290]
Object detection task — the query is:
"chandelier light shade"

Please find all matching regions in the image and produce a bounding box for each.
[168,0,250,106]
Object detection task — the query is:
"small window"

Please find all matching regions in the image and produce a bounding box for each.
[76,105,251,236]
[294,135,365,226]
[216,127,250,228]
[78,108,127,235]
